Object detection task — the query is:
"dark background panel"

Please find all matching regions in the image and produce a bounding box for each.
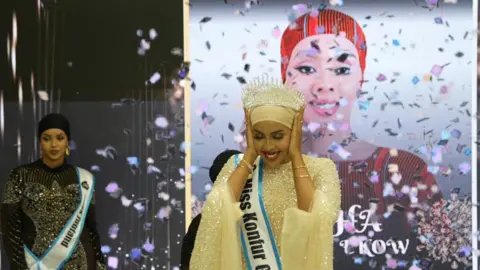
[0,0,186,269]
[0,0,185,101]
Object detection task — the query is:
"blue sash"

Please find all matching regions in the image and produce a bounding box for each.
[235,154,282,270]
[24,167,95,270]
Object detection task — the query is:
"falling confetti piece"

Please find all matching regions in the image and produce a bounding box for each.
[18,80,23,112]
[329,142,351,160]
[108,223,119,239]
[329,0,344,6]
[434,17,443,24]
[120,196,132,207]
[36,91,49,101]
[147,72,161,85]
[411,76,420,85]
[148,28,158,40]
[101,245,111,254]
[95,146,118,159]
[155,116,169,128]
[272,26,282,38]
[376,73,387,81]
[292,4,308,13]
[430,64,443,77]
[156,205,172,220]
[199,17,212,24]
[143,238,155,253]
[107,257,118,269]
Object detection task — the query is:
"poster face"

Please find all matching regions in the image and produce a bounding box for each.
[188,0,477,269]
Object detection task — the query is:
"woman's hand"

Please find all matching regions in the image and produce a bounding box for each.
[243,108,258,164]
[289,106,305,160]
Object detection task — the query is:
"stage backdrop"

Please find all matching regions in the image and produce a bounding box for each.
[188,0,476,269]
[0,0,186,269]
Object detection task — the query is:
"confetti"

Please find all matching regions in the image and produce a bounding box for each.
[434,17,443,24]
[430,64,443,77]
[155,116,169,128]
[37,90,49,101]
[376,73,387,81]
[147,72,161,85]
[108,223,119,239]
[107,257,118,269]
[411,76,420,85]
[95,146,118,159]
[199,17,212,24]
[329,142,351,160]
[329,0,344,6]
[416,197,472,266]
[148,28,157,40]
[142,237,155,253]
[272,26,282,38]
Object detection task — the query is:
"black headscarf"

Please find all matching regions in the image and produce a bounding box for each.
[38,113,71,139]
[209,149,242,183]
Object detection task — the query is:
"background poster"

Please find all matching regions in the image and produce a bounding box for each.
[189,0,476,269]
[0,0,186,269]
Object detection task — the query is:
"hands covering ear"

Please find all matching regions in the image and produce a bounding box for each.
[288,106,305,159]
[243,109,258,164]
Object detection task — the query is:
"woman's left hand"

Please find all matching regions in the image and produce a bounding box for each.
[288,106,305,159]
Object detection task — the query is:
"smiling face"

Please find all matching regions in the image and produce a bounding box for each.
[284,34,363,124]
[252,121,291,168]
[40,128,68,162]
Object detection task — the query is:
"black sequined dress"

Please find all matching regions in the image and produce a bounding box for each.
[1,160,105,270]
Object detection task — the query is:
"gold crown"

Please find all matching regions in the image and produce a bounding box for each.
[241,74,305,110]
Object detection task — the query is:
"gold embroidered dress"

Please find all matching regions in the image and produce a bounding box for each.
[190,154,341,270]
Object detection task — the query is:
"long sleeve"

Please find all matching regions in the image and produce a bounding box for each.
[280,158,341,270]
[1,169,28,269]
[85,192,106,270]
[190,156,244,270]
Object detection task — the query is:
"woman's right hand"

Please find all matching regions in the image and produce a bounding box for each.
[243,108,258,164]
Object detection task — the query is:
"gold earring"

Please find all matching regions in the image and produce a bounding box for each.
[66,148,70,156]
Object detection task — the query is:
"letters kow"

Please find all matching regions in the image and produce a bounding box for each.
[339,239,410,257]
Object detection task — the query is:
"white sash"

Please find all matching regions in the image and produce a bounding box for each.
[24,167,95,270]
[235,154,282,270]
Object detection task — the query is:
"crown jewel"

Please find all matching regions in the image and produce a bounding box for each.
[241,74,305,110]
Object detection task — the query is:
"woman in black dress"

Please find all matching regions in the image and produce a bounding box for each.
[1,113,105,269]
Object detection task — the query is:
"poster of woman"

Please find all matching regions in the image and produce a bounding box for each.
[187,0,477,269]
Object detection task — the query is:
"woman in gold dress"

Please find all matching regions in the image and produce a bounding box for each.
[190,76,341,270]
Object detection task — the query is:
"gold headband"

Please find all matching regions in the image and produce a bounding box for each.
[250,106,296,128]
